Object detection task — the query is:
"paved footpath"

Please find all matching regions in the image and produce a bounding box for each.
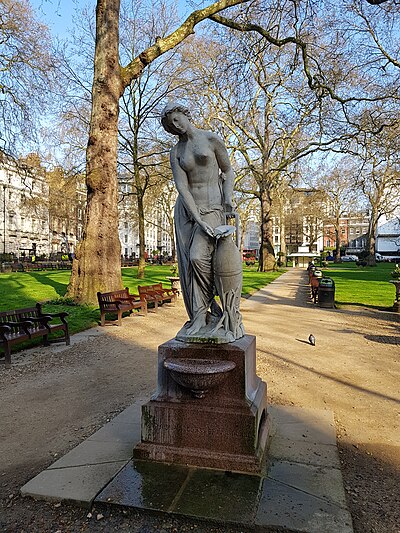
[244,269,399,449]
[23,268,393,533]
[4,268,399,532]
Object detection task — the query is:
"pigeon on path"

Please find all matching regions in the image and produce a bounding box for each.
[308,334,316,346]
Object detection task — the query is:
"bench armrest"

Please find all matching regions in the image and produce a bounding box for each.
[109,300,124,309]
[40,311,69,320]
[0,324,12,339]
[119,296,140,302]
[0,320,35,337]
[141,293,161,302]
[28,316,52,325]
[1,320,35,329]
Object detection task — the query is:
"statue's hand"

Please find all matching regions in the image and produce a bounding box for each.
[199,221,215,238]
[224,202,233,214]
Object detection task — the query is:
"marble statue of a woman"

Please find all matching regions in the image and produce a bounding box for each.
[161,102,244,343]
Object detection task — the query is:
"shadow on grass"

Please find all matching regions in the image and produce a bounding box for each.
[24,271,68,298]
[334,305,399,325]
[335,300,394,312]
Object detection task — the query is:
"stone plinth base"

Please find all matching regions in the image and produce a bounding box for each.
[133,335,269,473]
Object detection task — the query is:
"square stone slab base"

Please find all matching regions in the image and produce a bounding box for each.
[97,406,353,533]
[21,402,353,532]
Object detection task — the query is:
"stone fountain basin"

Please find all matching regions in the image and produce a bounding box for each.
[163,358,236,398]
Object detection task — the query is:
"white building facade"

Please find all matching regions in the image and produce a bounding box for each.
[0,152,50,258]
[118,183,174,259]
[376,212,400,259]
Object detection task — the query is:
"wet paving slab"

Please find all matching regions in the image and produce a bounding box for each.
[21,402,353,532]
[96,460,261,525]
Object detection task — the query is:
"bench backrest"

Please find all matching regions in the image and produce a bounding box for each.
[138,285,151,295]
[97,288,130,308]
[0,307,39,322]
[138,284,164,294]
[0,307,40,334]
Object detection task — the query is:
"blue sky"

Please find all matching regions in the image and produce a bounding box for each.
[30,0,192,39]
[30,0,95,39]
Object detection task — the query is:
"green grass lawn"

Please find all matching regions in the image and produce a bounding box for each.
[321,262,396,310]
[2,260,394,356]
[0,264,285,337]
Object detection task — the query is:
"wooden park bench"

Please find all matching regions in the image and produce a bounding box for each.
[97,287,147,326]
[310,275,320,303]
[150,283,178,304]
[138,283,177,308]
[0,304,70,369]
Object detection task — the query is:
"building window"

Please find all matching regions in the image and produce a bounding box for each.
[124,234,128,243]
[341,228,345,234]
[327,240,331,247]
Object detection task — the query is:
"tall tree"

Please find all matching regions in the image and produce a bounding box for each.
[354,125,400,264]
[65,0,400,301]
[0,0,54,152]
[117,0,190,278]
[312,159,361,262]
[185,31,338,270]
[66,0,252,304]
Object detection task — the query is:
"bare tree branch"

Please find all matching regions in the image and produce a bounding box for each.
[121,0,251,88]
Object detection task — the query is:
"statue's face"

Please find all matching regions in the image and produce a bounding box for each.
[166,111,190,135]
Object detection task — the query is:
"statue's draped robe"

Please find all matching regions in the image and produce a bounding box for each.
[174,195,224,326]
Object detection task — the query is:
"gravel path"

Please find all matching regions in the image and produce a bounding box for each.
[0,269,399,533]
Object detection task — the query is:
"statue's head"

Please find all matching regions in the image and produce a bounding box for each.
[161,102,192,135]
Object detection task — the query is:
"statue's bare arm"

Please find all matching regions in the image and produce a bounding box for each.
[170,146,215,237]
[211,134,234,212]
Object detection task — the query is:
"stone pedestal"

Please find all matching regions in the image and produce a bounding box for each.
[133,335,269,473]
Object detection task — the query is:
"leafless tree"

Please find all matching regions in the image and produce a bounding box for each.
[0,0,55,152]
[65,0,252,303]
[353,124,400,264]
[315,161,360,262]
[117,0,192,278]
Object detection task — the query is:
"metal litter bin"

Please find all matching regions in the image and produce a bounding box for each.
[318,277,335,308]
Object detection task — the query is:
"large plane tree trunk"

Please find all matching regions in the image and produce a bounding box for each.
[66,0,253,303]
[258,188,275,271]
[137,194,146,279]
[334,226,341,263]
[67,0,123,304]
[366,209,379,266]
